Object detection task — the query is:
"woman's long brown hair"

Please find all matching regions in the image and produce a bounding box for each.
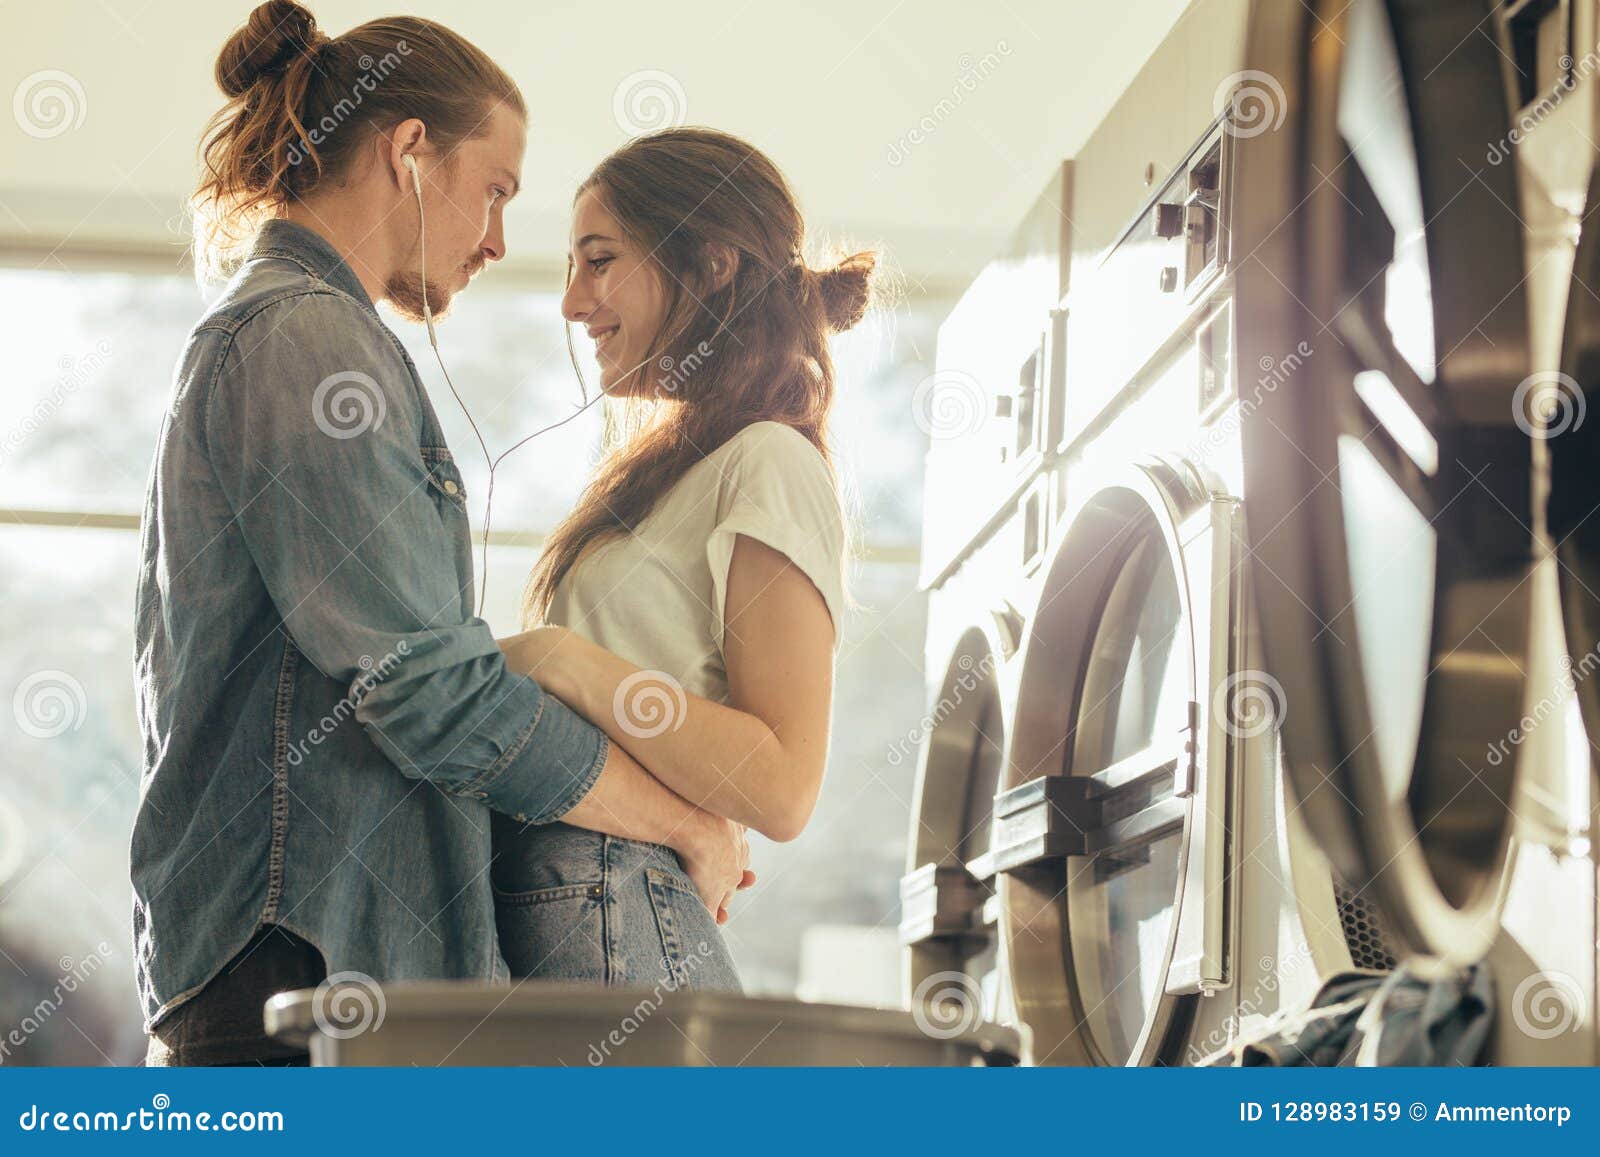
[521,128,877,627]
[193,0,524,280]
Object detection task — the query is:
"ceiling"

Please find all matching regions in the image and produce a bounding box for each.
[0,0,1191,293]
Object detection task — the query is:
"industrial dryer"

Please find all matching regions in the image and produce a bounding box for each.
[902,0,1600,1067]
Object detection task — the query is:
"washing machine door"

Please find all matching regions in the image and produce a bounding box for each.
[995,462,1234,1065]
[901,621,1012,1024]
[1234,0,1534,959]
[1552,165,1600,768]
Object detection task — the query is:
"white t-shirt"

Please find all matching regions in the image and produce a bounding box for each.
[545,421,847,704]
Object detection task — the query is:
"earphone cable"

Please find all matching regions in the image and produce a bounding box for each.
[410,154,654,621]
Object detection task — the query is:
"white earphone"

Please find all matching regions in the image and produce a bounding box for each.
[402,154,436,345]
[398,149,646,619]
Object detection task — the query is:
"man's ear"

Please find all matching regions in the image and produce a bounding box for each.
[384,118,429,192]
[706,243,739,292]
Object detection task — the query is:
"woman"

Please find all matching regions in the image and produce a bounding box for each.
[493,128,876,993]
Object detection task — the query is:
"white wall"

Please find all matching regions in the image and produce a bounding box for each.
[0,0,1190,287]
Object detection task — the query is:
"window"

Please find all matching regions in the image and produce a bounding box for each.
[0,263,942,1062]
[1065,530,1188,1065]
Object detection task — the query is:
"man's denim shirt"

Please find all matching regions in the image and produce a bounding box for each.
[131,220,609,1032]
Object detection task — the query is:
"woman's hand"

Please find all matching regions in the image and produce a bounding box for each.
[675,810,754,919]
[717,868,758,924]
[500,625,580,702]
[706,821,757,924]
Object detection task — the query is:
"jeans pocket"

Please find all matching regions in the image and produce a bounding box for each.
[493,882,606,980]
[490,816,605,894]
[643,867,742,993]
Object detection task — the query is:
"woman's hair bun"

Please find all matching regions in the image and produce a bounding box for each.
[216,0,327,98]
[811,250,877,333]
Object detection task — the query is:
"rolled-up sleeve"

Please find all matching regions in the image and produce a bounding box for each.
[202,291,605,822]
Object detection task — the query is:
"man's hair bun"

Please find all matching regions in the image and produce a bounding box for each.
[215,0,327,98]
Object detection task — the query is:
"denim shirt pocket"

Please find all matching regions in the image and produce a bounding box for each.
[420,446,469,511]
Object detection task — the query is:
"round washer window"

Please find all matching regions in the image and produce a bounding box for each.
[1065,531,1188,1064]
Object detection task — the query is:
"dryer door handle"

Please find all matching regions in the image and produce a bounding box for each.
[987,758,1188,876]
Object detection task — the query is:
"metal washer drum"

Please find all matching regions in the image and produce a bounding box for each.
[1234,0,1535,962]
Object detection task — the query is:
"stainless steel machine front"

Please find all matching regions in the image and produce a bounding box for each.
[902,0,1599,1066]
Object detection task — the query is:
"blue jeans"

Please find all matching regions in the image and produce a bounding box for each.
[490,818,742,993]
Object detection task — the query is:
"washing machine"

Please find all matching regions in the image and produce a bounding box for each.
[899,162,1070,1038]
[1233,0,1600,1064]
[902,0,1402,1066]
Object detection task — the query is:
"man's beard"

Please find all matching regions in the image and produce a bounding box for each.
[384,270,451,324]
[384,254,486,325]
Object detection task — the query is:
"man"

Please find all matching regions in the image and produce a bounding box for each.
[134,5,747,1066]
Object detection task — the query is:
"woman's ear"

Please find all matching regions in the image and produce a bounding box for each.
[706,244,739,292]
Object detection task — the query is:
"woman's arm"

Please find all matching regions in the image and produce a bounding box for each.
[500,534,836,843]
[557,740,753,920]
